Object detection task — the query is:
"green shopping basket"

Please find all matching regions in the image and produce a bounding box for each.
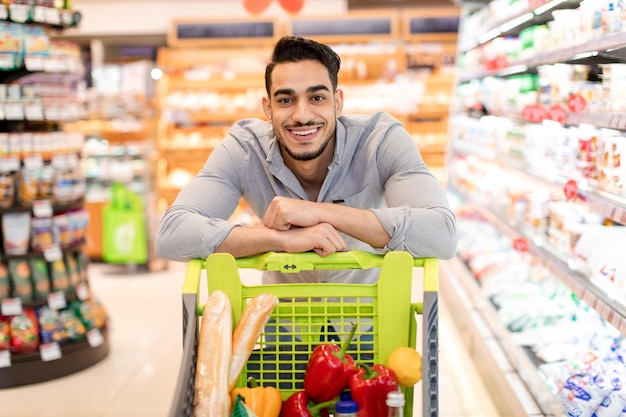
[169,250,439,417]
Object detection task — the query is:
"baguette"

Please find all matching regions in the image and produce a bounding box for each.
[194,290,233,417]
[228,293,279,391]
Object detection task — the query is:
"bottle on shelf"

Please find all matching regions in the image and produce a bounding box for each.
[334,400,359,417]
[386,390,405,417]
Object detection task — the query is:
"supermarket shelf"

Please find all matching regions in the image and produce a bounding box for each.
[440,258,547,417]
[0,328,109,388]
[472,204,626,337]
[453,145,626,230]
[459,31,626,82]
[458,0,581,52]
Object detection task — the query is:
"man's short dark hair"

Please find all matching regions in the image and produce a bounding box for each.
[265,36,341,95]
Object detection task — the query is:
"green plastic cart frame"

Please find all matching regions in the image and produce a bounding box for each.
[169,250,438,417]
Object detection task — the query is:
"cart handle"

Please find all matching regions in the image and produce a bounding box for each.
[182,251,437,295]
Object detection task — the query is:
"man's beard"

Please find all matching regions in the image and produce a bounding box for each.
[275,127,333,161]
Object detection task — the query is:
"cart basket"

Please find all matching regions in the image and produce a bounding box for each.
[169,250,439,417]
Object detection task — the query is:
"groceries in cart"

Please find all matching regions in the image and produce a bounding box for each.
[192,290,423,417]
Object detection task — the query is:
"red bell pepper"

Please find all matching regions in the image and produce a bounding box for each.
[303,322,359,402]
[349,362,399,417]
[279,391,333,417]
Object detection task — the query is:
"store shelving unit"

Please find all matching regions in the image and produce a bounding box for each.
[448,0,626,415]
[0,2,109,387]
[154,9,460,212]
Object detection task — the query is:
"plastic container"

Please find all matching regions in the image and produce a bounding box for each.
[387,390,406,417]
[335,400,359,417]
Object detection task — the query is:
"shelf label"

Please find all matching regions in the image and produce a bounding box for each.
[1,298,23,316]
[567,93,587,113]
[0,350,10,368]
[43,245,63,262]
[24,154,44,170]
[47,291,67,311]
[40,342,62,362]
[32,200,53,218]
[564,179,578,201]
[76,282,90,301]
[4,103,24,120]
[0,157,20,173]
[546,104,567,124]
[512,237,529,252]
[33,6,46,23]
[87,328,104,348]
[8,4,30,23]
[44,7,61,26]
[521,104,546,123]
[23,103,44,121]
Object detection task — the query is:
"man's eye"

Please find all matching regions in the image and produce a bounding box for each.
[278,97,293,104]
[312,95,325,102]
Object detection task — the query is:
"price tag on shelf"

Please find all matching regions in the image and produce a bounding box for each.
[87,328,104,348]
[44,106,60,120]
[546,104,567,124]
[4,103,24,120]
[43,245,63,262]
[47,291,67,311]
[0,157,20,173]
[60,9,74,26]
[0,350,10,368]
[521,104,547,123]
[23,102,44,121]
[1,298,23,316]
[512,237,529,252]
[564,179,578,201]
[24,154,44,171]
[8,4,30,23]
[32,5,46,23]
[32,200,53,218]
[24,56,44,73]
[44,7,61,25]
[567,93,587,113]
[40,342,62,362]
[76,282,90,301]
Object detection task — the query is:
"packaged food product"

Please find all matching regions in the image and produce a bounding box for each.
[8,259,33,303]
[0,263,9,300]
[29,257,50,301]
[0,172,16,208]
[37,305,67,345]
[0,316,10,350]
[9,308,39,353]
[64,252,79,288]
[53,213,71,247]
[2,212,31,255]
[31,216,53,251]
[58,308,86,342]
[50,258,69,292]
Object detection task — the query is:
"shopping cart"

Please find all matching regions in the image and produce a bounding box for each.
[169,250,438,417]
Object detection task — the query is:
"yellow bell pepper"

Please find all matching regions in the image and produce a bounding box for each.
[230,378,282,417]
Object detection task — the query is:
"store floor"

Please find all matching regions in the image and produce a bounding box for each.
[1,261,501,417]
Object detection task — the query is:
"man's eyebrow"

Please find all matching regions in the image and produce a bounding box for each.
[273,85,330,97]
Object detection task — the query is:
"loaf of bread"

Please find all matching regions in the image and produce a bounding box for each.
[228,293,278,391]
[194,290,233,417]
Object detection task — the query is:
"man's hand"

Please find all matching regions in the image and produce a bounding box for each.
[263,196,320,230]
[279,223,347,256]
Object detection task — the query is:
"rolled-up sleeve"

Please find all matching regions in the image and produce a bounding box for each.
[154,139,244,262]
[372,125,457,259]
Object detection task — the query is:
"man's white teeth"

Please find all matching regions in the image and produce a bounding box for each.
[292,128,317,136]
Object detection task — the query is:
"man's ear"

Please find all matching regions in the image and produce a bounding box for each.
[335,88,344,116]
[262,96,272,121]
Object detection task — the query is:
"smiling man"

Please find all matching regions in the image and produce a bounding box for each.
[154,36,457,284]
